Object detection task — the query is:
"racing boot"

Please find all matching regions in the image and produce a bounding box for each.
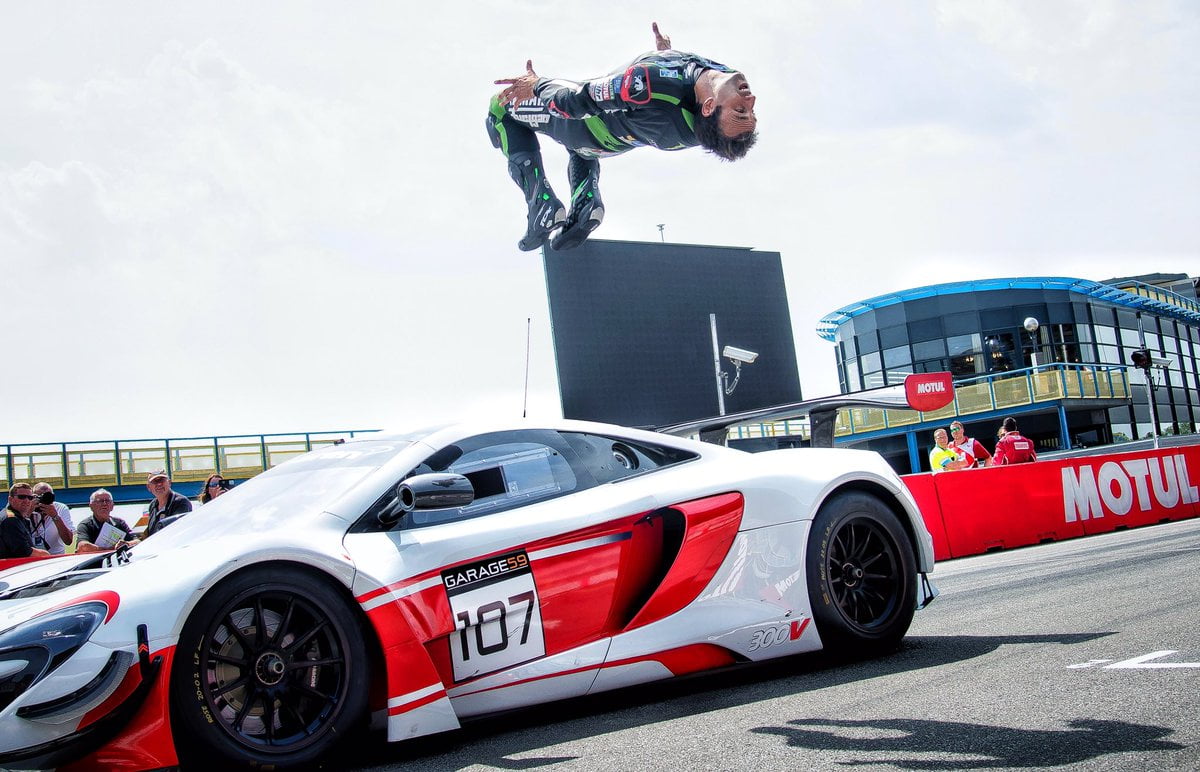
[507,151,566,252]
[550,154,604,251]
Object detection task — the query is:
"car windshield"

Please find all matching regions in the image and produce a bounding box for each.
[137,440,415,549]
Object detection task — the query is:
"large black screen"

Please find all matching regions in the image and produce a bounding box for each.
[543,239,801,427]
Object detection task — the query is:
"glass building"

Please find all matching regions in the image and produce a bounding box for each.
[814,274,1200,471]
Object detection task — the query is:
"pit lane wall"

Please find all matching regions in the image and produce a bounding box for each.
[903,444,1200,561]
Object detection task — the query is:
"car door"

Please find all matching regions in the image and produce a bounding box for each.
[345,429,674,693]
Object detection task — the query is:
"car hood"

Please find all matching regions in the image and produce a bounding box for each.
[0,510,357,641]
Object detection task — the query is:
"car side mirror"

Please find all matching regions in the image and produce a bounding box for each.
[377,473,475,526]
[400,473,474,511]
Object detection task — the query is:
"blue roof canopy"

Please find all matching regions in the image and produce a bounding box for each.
[817,276,1200,341]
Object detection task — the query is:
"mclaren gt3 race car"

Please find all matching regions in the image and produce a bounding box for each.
[0,419,937,770]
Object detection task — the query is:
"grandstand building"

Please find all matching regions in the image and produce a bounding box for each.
[811,273,1199,472]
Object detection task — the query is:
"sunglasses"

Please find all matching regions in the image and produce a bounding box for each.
[207,481,223,488]
[12,493,36,500]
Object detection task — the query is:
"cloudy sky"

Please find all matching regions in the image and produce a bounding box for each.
[2,1,1197,444]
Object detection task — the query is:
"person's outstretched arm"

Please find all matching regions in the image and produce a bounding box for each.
[652,22,672,50]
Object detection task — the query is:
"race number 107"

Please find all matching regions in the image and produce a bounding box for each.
[456,591,535,659]
[442,550,546,682]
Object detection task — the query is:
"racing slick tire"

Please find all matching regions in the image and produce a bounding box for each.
[806,491,917,655]
[169,565,369,770]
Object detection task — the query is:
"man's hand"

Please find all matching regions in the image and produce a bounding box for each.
[495,60,539,106]
[652,22,672,51]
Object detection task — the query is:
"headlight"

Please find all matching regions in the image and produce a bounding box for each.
[0,602,107,713]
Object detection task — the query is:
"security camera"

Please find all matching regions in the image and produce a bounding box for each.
[723,345,759,365]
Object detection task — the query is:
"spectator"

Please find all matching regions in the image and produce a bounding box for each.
[199,473,229,505]
[993,417,1038,465]
[30,481,74,554]
[1,483,52,559]
[929,428,969,473]
[144,469,192,536]
[76,489,138,553]
[950,421,992,468]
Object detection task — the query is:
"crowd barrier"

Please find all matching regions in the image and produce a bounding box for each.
[903,443,1200,560]
[5,444,1199,573]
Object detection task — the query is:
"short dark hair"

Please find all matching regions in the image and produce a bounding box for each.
[694,107,757,161]
[1002,417,1018,432]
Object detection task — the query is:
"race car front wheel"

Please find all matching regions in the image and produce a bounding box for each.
[170,565,369,770]
[806,491,917,655]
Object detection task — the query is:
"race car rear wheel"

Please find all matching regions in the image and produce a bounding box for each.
[170,565,368,769]
[806,491,916,655]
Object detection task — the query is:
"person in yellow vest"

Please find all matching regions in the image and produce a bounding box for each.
[929,428,969,473]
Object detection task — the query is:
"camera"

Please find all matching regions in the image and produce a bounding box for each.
[38,491,55,505]
[722,345,759,365]
[218,479,233,491]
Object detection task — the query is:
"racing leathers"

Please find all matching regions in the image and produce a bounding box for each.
[487,49,739,250]
[488,49,739,159]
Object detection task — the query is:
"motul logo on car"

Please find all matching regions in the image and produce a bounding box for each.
[1061,455,1199,522]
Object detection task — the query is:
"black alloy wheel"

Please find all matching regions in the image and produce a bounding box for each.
[806,491,917,653]
[171,566,368,769]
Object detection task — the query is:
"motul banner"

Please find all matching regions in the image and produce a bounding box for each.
[904,443,1200,559]
[904,373,954,412]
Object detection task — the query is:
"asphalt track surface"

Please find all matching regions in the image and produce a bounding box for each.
[340,519,1200,772]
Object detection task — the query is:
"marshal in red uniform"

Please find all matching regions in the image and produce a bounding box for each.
[992,417,1037,465]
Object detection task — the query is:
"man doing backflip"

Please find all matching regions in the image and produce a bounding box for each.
[488,23,758,252]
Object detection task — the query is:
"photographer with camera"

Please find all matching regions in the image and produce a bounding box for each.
[198,473,232,505]
[30,482,74,554]
[1,483,52,559]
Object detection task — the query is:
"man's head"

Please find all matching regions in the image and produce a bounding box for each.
[147,470,171,498]
[695,71,758,161]
[949,422,965,442]
[90,489,115,522]
[1002,417,1019,434]
[31,481,54,508]
[934,429,950,449]
[8,483,36,516]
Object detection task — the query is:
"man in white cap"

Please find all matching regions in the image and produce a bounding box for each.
[144,469,192,537]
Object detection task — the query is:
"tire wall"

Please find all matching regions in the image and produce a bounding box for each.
[902,444,1200,560]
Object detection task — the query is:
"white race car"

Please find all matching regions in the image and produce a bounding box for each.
[0,419,936,770]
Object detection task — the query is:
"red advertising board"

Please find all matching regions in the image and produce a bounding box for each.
[904,444,1200,559]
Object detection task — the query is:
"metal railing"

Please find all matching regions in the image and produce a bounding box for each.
[1,430,378,491]
[729,363,1130,442]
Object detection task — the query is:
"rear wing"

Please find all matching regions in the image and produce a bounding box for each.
[653,372,954,448]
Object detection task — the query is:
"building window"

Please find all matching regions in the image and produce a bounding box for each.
[1119,327,1142,349]
[1095,325,1118,346]
[1098,344,1121,365]
[982,332,1016,372]
[883,345,912,369]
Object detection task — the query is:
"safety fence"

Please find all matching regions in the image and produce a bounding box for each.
[1,430,378,492]
[729,362,1130,442]
[903,442,1200,561]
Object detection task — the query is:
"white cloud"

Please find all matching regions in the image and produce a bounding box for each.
[0,1,1196,441]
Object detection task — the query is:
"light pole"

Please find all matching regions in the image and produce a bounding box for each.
[1023,317,1040,369]
[656,223,666,242]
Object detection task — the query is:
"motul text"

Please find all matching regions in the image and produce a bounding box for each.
[1062,454,1199,522]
